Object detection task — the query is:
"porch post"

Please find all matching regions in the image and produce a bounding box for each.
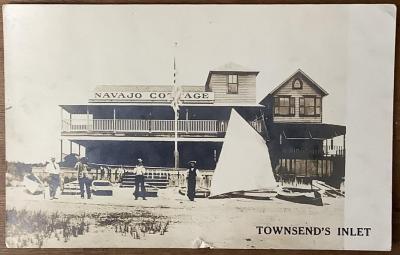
[325,139,328,156]
[78,144,81,157]
[86,106,89,132]
[325,139,328,177]
[60,139,63,162]
[60,107,63,131]
[343,134,346,156]
[305,159,308,177]
[113,108,116,133]
[70,141,72,154]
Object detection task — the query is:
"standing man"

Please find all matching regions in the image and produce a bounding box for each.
[133,158,146,200]
[46,157,60,200]
[100,166,105,180]
[75,157,92,199]
[186,161,200,201]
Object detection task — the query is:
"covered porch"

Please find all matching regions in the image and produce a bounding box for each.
[60,104,264,137]
[267,122,346,188]
[61,140,223,170]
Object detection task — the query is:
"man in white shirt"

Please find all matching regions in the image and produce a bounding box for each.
[46,157,60,200]
[133,158,146,200]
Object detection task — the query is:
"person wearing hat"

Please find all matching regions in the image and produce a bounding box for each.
[75,157,92,199]
[46,157,60,200]
[133,158,146,200]
[186,161,200,201]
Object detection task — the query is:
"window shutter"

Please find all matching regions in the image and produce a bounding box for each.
[274,97,279,114]
[299,97,305,115]
[316,98,321,115]
[290,97,295,115]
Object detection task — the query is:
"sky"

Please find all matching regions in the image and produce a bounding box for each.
[3,5,394,163]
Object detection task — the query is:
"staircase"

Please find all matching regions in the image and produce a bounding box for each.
[62,180,81,195]
[120,172,169,189]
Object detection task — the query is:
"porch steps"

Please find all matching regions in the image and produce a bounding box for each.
[61,180,81,195]
[120,173,169,189]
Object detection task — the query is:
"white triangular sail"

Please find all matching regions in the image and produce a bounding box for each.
[210,109,277,197]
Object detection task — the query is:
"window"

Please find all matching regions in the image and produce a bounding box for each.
[274,96,295,116]
[299,96,321,116]
[227,74,238,94]
[292,78,303,89]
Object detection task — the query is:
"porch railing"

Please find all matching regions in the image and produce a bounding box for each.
[281,146,345,158]
[62,118,263,134]
[62,118,230,134]
[33,165,214,188]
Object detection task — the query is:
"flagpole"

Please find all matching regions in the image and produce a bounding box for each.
[174,109,179,169]
[173,42,180,171]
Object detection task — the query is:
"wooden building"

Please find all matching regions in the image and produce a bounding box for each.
[59,65,345,189]
[260,69,346,188]
[60,63,264,171]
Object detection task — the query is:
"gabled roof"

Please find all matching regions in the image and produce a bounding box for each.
[212,62,257,73]
[209,62,259,74]
[205,62,259,90]
[268,69,329,97]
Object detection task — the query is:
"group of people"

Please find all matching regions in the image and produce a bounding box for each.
[45,156,92,200]
[45,156,202,201]
[131,158,201,201]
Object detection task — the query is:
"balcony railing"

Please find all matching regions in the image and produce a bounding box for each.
[281,146,345,158]
[62,118,263,134]
[62,119,227,134]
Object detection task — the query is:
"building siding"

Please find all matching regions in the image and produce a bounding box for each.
[208,74,257,104]
[273,76,322,123]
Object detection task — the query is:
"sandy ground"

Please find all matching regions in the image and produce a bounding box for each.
[6,186,344,249]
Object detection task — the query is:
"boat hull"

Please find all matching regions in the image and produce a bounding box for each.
[179,187,210,198]
[23,175,44,195]
[276,188,323,206]
[230,190,274,200]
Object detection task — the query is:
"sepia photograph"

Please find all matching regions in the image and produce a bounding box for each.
[3,4,395,250]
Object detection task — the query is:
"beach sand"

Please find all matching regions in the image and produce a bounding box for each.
[6,186,344,249]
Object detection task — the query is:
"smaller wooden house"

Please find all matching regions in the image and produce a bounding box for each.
[260,69,346,188]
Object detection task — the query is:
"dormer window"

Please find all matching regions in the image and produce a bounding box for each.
[292,78,303,89]
[227,74,238,94]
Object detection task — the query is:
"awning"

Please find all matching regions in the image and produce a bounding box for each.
[269,123,346,140]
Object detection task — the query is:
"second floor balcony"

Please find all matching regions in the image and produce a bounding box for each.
[280,146,345,159]
[61,118,263,138]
